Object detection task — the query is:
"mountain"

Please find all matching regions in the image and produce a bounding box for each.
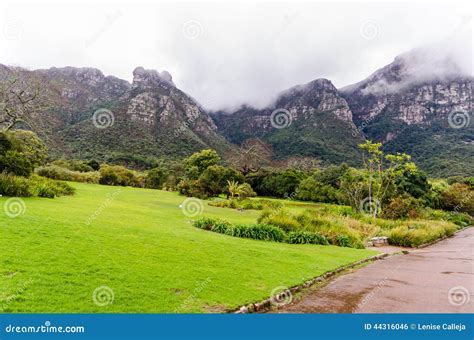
[211,79,364,166]
[1,47,472,176]
[340,49,473,176]
[0,64,232,163]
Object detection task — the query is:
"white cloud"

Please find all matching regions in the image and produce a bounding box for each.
[0,0,471,110]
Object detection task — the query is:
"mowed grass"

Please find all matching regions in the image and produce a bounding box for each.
[0,183,377,313]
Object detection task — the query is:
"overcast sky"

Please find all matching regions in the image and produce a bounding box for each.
[0,0,472,110]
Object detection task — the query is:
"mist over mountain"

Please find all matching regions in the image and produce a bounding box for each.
[0,45,472,175]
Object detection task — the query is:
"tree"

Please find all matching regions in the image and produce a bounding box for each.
[229,138,272,176]
[296,177,338,203]
[146,167,170,189]
[280,156,321,172]
[395,169,431,199]
[0,130,47,176]
[0,71,43,132]
[339,167,370,210]
[358,140,415,217]
[8,130,47,168]
[256,169,306,198]
[227,180,240,198]
[184,149,220,179]
[196,165,243,197]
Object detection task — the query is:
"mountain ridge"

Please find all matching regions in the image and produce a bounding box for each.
[0,49,472,176]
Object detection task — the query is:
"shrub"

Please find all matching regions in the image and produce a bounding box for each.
[0,172,32,196]
[255,169,306,198]
[420,209,473,227]
[225,224,286,242]
[0,150,34,177]
[208,198,283,211]
[36,165,100,183]
[146,167,170,189]
[440,183,473,216]
[287,231,329,245]
[99,165,144,187]
[210,220,232,234]
[193,217,216,230]
[0,173,75,198]
[51,159,95,172]
[236,183,257,199]
[381,196,421,220]
[388,224,457,247]
[296,177,338,203]
[257,208,300,232]
[193,218,286,242]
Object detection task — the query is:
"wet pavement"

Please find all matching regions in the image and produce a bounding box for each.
[272,228,474,313]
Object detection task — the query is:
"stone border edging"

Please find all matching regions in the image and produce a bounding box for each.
[233,252,393,314]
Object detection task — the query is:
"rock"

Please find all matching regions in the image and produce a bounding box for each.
[370,236,389,247]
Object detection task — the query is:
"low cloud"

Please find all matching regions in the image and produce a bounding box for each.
[0,1,471,110]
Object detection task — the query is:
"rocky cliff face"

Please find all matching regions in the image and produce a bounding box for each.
[1,47,472,175]
[0,64,230,160]
[212,78,363,165]
[340,50,473,176]
[341,54,473,127]
[275,78,353,123]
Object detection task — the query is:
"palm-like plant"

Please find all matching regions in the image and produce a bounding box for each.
[227,180,241,198]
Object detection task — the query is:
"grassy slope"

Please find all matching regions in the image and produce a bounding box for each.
[0,183,376,313]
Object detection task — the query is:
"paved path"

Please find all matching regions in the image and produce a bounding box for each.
[273,228,474,313]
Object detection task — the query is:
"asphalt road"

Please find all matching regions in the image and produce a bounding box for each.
[273,228,474,313]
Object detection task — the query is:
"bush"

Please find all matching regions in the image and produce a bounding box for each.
[193,218,286,242]
[296,177,338,203]
[0,172,32,196]
[388,224,457,247]
[0,150,34,177]
[287,231,329,245]
[381,196,421,220]
[439,183,473,216]
[99,165,144,187]
[0,173,75,198]
[259,209,366,248]
[193,217,216,230]
[29,176,75,197]
[36,165,100,183]
[257,208,300,232]
[225,223,287,242]
[146,167,171,189]
[210,220,232,234]
[253,169,306,198]
[208,198,283,211]
[420,209,473,227]
[51,159,95,172]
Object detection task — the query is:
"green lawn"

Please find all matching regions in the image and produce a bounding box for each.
[0,183,377,313]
